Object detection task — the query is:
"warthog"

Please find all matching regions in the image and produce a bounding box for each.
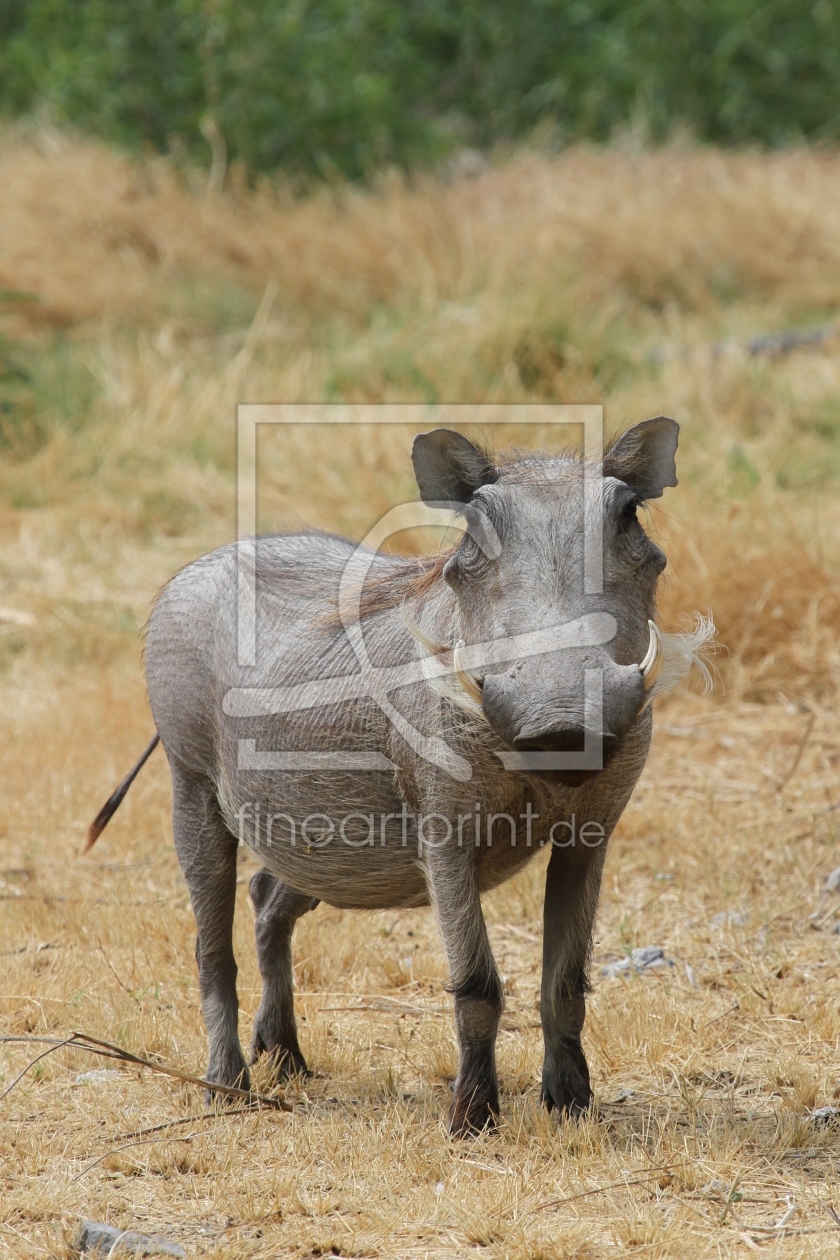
[88,419,711,1135]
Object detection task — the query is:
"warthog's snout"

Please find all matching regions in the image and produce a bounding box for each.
[511,725,621,756]
[481,652,646,780]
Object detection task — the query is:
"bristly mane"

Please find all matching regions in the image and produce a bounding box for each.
[346,550,453,624]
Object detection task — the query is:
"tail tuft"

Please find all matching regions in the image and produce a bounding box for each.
[83,734,161,853]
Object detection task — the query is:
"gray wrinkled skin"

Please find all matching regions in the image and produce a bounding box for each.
[145,418,679,1135]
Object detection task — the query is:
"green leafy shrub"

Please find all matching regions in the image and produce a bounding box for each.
[1,1,839,176]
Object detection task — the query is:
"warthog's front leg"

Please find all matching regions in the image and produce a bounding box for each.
[170,760,249,1096]
[422,828,504,1137]
[249,869,317,1079]
[540,839,607,1116]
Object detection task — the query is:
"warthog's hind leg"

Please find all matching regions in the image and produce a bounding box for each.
[539,842,607,1116]
[249,869,317,1079]
[170,760,249,1098]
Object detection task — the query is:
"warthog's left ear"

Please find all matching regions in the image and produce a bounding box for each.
[411,428,498,509]
[605,416,679,500]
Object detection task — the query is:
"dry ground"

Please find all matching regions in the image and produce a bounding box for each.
[1,127,840,1257]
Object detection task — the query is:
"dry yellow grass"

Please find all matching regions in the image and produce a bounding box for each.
[1,128,840,1257]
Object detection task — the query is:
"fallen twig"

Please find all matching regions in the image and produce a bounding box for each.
[701,1000,740,1030]
[776,713,815,792]
[95,935,141,1006]
[773,1196,797,1229]
[0,1032,290,1111]
[537,1166,682,1211]
[0,1033,82,1103]
[113,1110,255,1142]
[318,1003,445,1016]
[720,1174,743,1226]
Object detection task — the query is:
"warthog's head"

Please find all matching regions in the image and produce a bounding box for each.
[411,419,696,784]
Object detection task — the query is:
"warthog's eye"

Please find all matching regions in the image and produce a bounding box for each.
[617,498,640,534]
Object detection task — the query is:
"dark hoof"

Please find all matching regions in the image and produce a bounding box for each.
[203,1056,251,1108]
[250,1026,310,1080]
[541,1046,592,1117]
[448,1082,500,1138]
[540,1079,592,1117]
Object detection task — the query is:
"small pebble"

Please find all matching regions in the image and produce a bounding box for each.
[612,1088,634,1103]
[600,946,674,979]
[76,1221,186,1257]
[808,1105,840,1126]
[827,868,840,893]
[700,1180,742,1201]
[73,1070,122,1086]
[710,911,747,929]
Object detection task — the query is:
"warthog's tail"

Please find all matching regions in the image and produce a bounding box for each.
[83,734,161,853]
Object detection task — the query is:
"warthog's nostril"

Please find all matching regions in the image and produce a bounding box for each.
[512,726,620,757]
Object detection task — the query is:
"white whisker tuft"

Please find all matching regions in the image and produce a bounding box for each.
[650,613,718,701]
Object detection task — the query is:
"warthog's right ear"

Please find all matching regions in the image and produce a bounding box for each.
[411,429,498,509]
[606,416,680,500]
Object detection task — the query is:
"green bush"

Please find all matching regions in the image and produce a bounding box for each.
[2,0,839,178]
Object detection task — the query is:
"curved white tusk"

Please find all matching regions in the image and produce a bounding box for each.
[640,619,663,691]
[453,639,484,704]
